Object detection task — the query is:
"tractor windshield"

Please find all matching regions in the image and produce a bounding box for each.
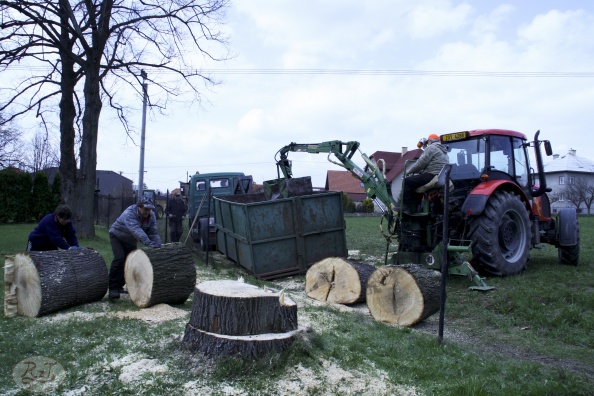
[444,135,529,187]
[445,138,485,180]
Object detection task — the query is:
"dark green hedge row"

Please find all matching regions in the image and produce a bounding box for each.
[0,169,62,222]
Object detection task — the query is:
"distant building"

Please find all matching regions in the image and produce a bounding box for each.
[324,146,424,212]
[543,149,594,213]
[42,167,134,197]
[325,170,366,205]
[370,146,423,202]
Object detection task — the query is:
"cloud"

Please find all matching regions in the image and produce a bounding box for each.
[406,0,475,39]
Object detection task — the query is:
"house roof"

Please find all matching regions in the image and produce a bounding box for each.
[384,149,424,182]
[325,170,365,193]
[369,151,401,171]
[544,149,594,174]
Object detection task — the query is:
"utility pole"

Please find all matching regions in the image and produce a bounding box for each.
[138,70,148,199]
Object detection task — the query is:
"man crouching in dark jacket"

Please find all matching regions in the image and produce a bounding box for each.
[27,204,80,251]
[108,197,161,300]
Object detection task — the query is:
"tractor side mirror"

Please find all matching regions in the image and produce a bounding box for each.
[544,140,553,156]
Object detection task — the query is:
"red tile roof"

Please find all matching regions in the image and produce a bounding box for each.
[325,170,365,193]
[385,149,424,182]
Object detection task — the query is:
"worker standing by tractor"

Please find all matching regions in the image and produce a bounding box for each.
[167,193,187,243]
[402,133,449,214]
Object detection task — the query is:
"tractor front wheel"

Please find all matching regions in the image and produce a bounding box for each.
[469,190,531,276]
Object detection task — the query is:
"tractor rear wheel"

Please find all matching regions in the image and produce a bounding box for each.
[557,208,580,266]
[469,190,531,276]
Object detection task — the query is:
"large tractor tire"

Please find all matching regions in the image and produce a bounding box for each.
[557,208,580,266]
[468,190,531,276]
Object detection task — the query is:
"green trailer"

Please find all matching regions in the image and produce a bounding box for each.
[213,190,348,280]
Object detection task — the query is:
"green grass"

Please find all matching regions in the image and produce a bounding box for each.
[0,217,592,395]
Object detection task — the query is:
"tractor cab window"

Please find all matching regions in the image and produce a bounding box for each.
[512,137,529,189]
[487,135,529,188]
[444,138,485,180]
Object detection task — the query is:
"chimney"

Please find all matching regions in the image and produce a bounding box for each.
[569,149,576,156]
[402,147,408,155]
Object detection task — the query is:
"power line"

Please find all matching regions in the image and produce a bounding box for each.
[5,66,594,78]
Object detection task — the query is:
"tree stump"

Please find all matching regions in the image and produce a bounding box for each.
[182,280,301,359]
[124,243,196,308]
[366,264,441,326]
[305,257,376,304]
[4,249,108,318]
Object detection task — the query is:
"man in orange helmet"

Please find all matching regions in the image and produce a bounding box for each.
[401,133,449,214]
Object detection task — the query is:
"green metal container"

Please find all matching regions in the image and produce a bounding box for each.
[214,191,347,279]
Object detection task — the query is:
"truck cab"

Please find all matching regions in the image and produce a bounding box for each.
[187,172,253,250]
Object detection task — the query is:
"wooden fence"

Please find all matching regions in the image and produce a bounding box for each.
[94,194,136,228]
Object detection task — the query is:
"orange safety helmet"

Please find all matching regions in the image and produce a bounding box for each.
[428,133,439,141]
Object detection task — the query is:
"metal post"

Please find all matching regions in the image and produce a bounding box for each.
[138,70,148,199]
[165,189,169,243]
[438,164,452,344]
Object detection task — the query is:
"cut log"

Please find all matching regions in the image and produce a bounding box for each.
[187,280,298,335]
[124,243,196,308]
[182,279,301,359]
[4,249,108,318]
[305,257,376,304]
[366,264,441,326]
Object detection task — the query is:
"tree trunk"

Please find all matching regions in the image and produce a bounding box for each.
[305,257,376,304]
[366,264,441,326]
[77,59,103,238]
[4,249,108,318]
[58,7,78,209]
[182,326,302,360]
[124,243,196,308]
[182,280,301,359]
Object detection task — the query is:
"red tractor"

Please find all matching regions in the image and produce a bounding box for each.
[395,129,579,281]
[276,129,579,289]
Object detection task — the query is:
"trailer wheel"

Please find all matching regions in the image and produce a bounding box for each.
[199,218,210,251]
[469,190,531,276]
[557,208,580,266]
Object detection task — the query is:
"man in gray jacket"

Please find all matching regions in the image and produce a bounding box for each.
[108,197,162,300]
[402,133,449,214]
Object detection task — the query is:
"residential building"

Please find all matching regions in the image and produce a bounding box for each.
[325,170,366,206]
[324,147,423,212]
[543,149,594,214]
[42,167,134,197]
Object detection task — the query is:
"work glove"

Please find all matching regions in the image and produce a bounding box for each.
[68,246,83,250]
[149,242,161,248]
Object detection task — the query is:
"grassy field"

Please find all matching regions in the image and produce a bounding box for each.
[0,216,592,395]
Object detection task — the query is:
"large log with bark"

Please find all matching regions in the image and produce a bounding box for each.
[4,249,108,318]
[305,257,376,304]
[366,264,441,326]
[182,280,301,359]
[124,243,196,308]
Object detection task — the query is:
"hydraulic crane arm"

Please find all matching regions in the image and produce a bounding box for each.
[275,141,399,218]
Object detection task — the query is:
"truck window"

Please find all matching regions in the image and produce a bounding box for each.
[196,181,206,191]
[210,178,230,189]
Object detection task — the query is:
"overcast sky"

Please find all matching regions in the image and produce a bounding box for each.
[95,0,594,192]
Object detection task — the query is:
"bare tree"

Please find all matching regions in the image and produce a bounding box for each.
[560,177,589,214]
[0,0,230,237]
[0,113,24,168]
[25,129,60,173]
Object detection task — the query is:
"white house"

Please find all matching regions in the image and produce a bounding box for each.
[543,149,594,214]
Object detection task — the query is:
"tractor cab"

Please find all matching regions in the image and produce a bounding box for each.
[442,129,532,196]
